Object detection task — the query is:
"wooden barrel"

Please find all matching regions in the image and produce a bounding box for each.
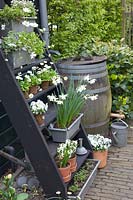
[57,56,112,135]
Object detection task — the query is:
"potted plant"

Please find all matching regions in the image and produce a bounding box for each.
[68,140,78,173]
[48,76,98,142]
[37,66,58,90]
[16,73,31,99]
[0,0,37,36]
[30,100,48,126]
[1,31,45,69]
[88,134,112,168]
[56,139,77,183]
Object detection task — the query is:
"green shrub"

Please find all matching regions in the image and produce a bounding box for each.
[48,0,122,59]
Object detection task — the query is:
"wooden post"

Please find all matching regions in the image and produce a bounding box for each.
[0,50,67,199]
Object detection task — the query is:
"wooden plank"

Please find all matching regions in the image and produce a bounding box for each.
[0,50,67,199]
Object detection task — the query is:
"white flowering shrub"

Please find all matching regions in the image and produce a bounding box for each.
[88,134,112,151]
[57,139,78,167]
[30,100,48,115]
[48,75,98,128]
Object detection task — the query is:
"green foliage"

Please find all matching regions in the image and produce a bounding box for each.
[0,174,28,200]
[1,31,45,58]
[48,0,122,59]
[86,39,133,116]
[0,0,36,23]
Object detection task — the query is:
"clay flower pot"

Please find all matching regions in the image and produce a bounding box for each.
[23,91,29,99]
[58,164,71,183]
[41,81,49,90]
[29,85,38,95]
[34,114,45,126]
[68,155,77,173]
[93,150,108,169]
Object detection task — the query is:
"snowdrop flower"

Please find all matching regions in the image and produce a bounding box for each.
[59,94,68,100]
[30,52,36,59]
[1,24,5,30]
[23,7,31,13]
[88,95,98,101]
[88,79,96,84]
[84,74,90,81]
[47,94,58,102]
[76,85,87,93]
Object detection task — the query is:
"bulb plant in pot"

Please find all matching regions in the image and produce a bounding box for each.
[0,0,37,35]
[88,134,112,168]
[56,139,77,183]
[1,31,45,69]
[30,100,48,126]
[48,75,98,142]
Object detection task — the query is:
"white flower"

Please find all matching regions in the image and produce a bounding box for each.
[52,75,62,86]
[40,62,44,66]
[16,76,23,81]
[59,94,68,100]
[56,100,63,105]
[44,64,51,70]
[88,79,96,84]
[5,58,8,62]
[8,43,17,47]
[30,52,36,59]
[32,66,37,71]
[29,93,34,99]
[22,21,30,27]
[76,85,87,93]
[84,74,90,81]
[27,70,33,75]
[88,95,98,101]
[30,22,38,27]
[63,76,68,81]
[1,24,5,30]
[47,94,57,102]
[23,7,31,13]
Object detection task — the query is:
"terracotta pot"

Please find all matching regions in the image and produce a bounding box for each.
[23,91,29,99]
[29,85,38,95]
[34,114,45,126]
[41,81,49,90]
[93,150,108,169]
[68,155,77,173]
[58,164,71,183]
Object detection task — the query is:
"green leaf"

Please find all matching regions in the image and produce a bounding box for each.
[17,193,29,200]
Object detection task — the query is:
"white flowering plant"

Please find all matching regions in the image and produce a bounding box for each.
[16,73,31,92]
[36,65,58,82]
[88,134,112,151]
[1,31,45,59]
[0,0,36,24]
[30,100,48,115]
[48,75,98,128]
[56,139,78,168]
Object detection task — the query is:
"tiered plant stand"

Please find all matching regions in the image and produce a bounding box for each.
[0,50,99,199]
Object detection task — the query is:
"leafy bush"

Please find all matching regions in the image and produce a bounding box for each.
[86,39,133,117]
[48,0,122,59]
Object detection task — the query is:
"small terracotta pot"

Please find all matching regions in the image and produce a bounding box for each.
[29,85,38,95]
[23,91,29,99]
[93,150,108,169]
[34,114,45,126]
[58,164,71,183]
[68,156,77,173]
[41,81,49,90]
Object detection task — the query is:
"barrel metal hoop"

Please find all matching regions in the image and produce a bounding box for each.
[58,61,106,69]
[67,71,108,80]
[85,85,110,94]
[85,118,110,128]
[58,66,106,74]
